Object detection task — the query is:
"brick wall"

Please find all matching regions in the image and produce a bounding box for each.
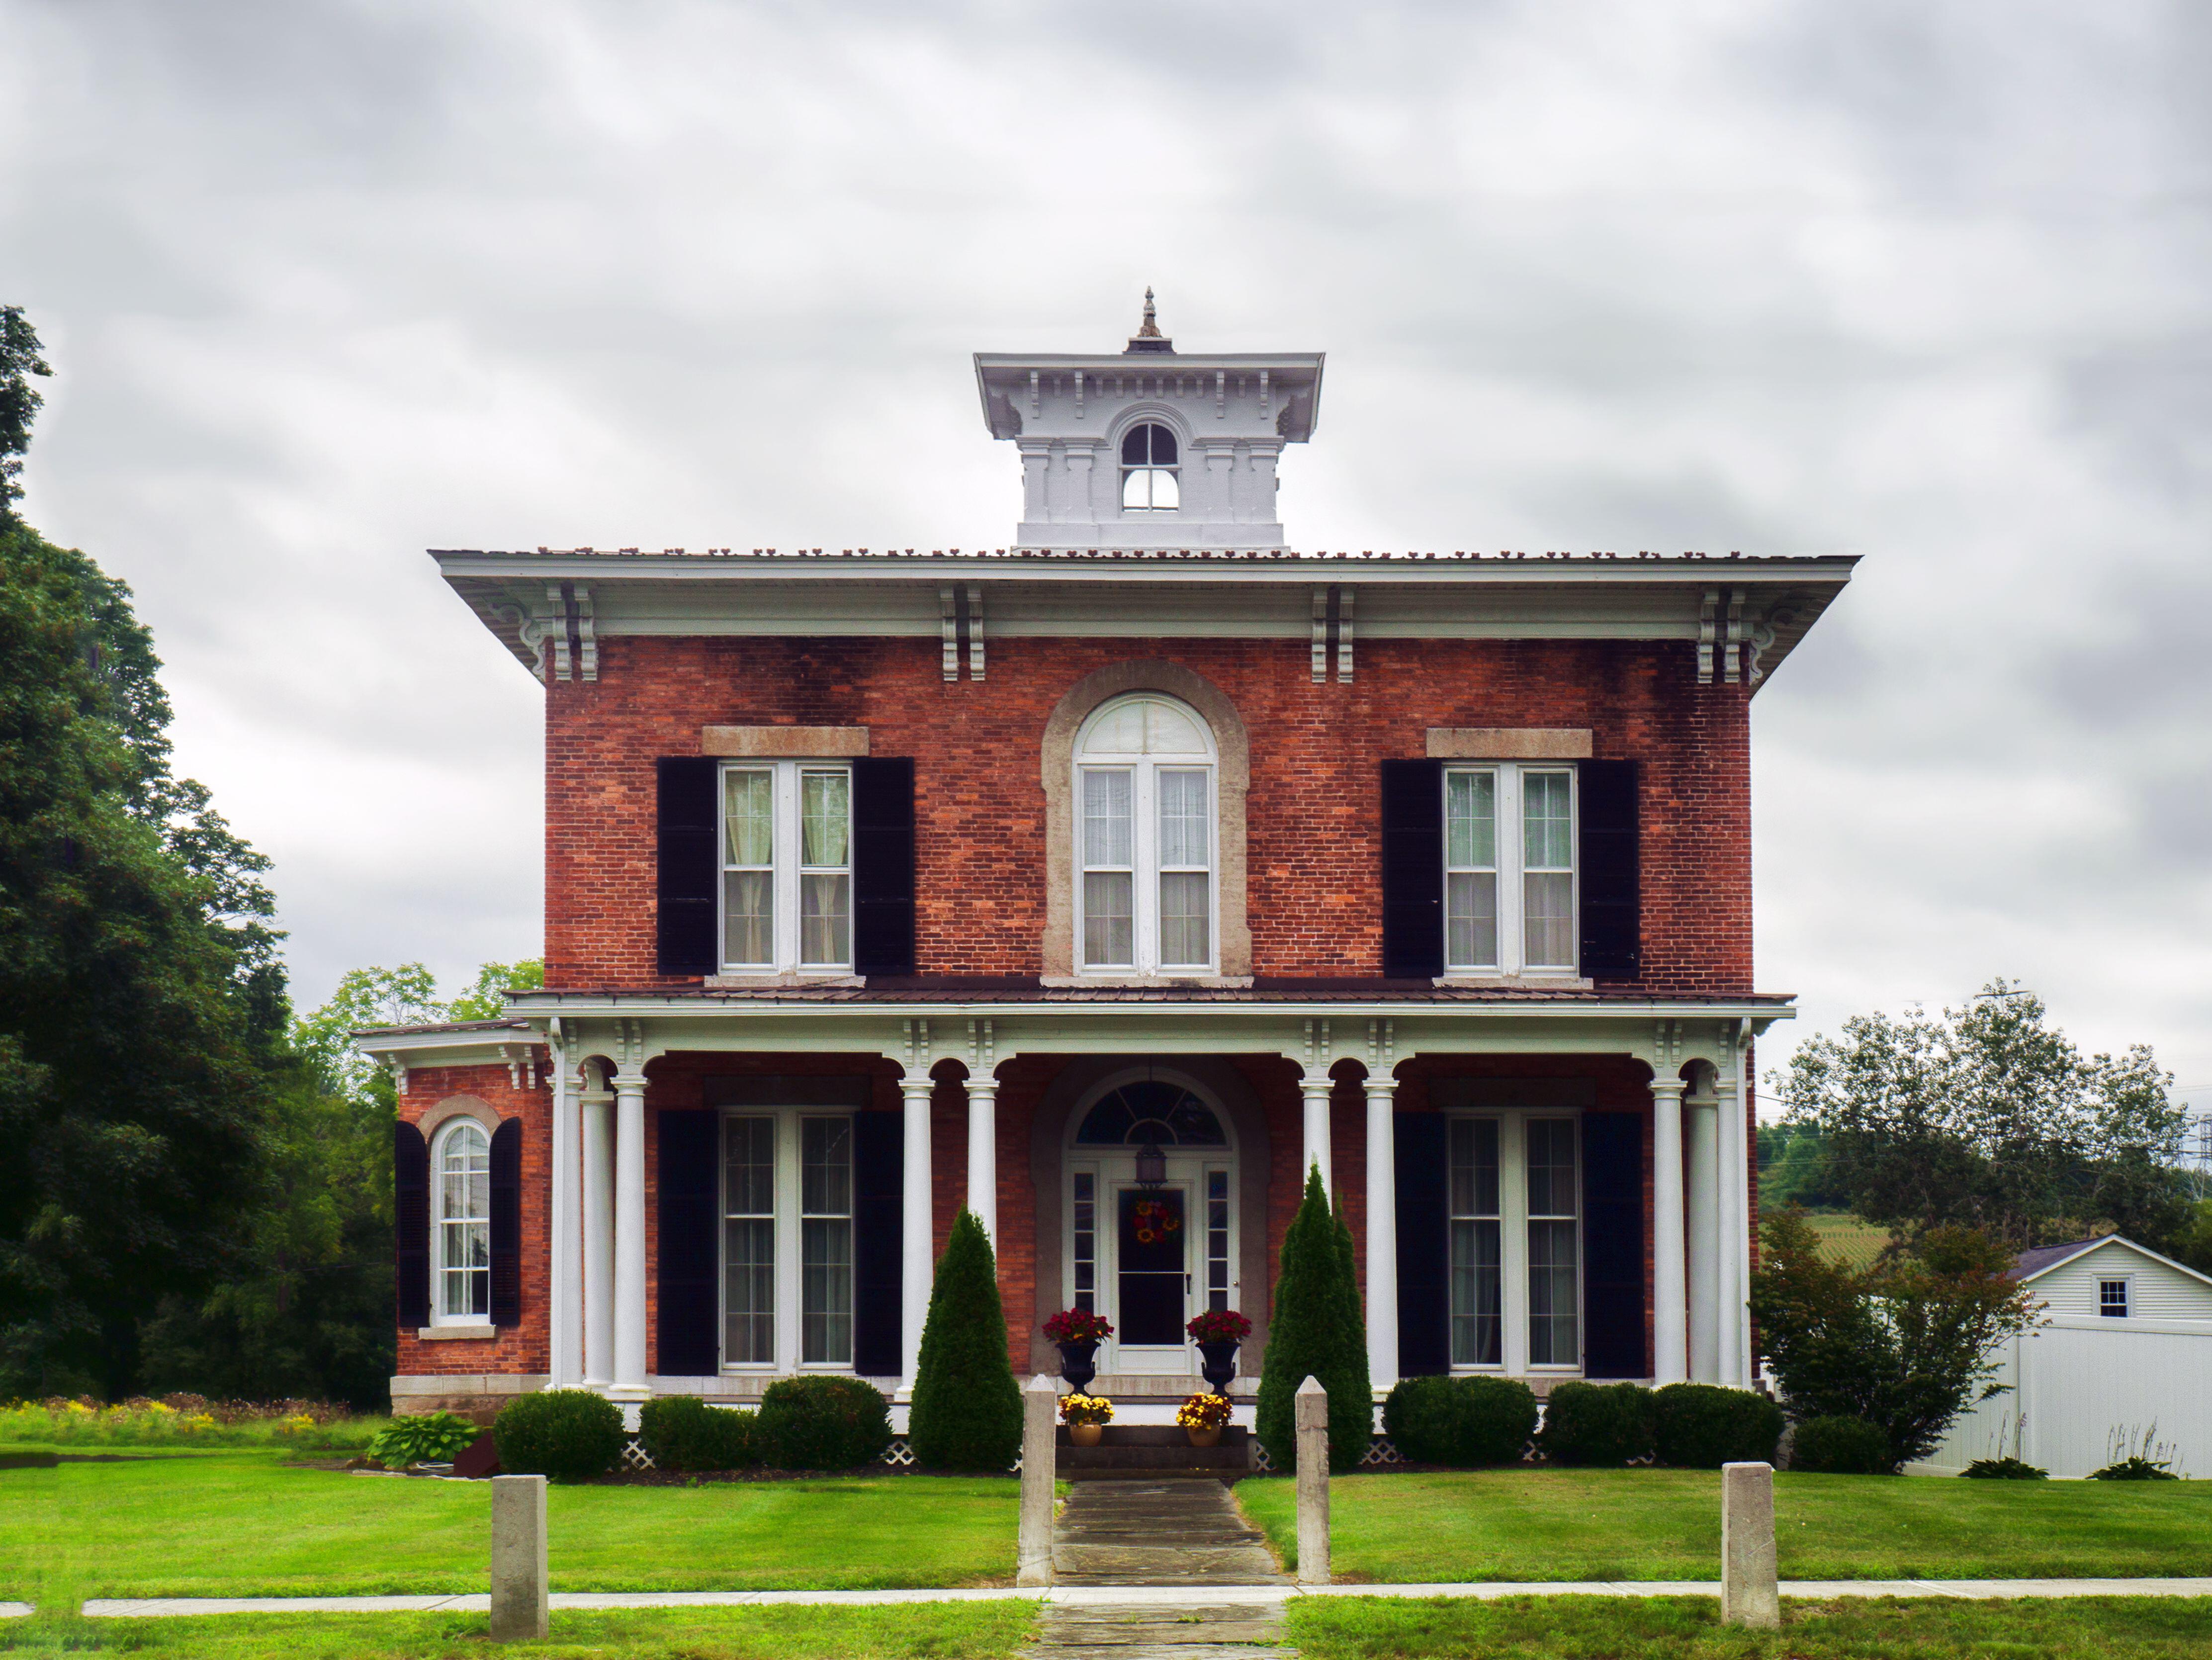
[543,635,1751,990]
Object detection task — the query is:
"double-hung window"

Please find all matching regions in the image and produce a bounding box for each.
[2099,1278,2129,1318]
[721,1110,856,1370]
[433,1120,491,1323]
[1445,764,1578,976]
[1446,1112,1582,1373]
[1076,694,1217,974]
[720,762,852,973]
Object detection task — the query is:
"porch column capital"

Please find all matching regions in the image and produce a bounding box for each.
[1298,1067,1334,1196]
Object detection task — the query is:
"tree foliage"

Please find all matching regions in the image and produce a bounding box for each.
[1773,980,2194,1250]
[907,1209,1022,1471]
[0,304,51,520]
[1750,1207,2037,1471]
[1255,1167,1370,1473]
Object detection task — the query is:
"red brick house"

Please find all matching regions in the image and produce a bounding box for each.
[358,304,1852,1426]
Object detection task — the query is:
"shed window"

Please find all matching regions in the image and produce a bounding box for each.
[2099,1277,2129,1318]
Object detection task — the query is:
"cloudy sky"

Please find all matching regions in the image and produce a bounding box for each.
[5,0,2210,1104]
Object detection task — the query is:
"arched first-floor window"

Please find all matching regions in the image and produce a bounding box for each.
[434,1119,492,1322]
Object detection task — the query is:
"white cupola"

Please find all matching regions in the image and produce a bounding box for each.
[973,292,1324,550]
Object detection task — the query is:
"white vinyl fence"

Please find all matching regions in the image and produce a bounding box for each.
[1913,1316,2212,1479]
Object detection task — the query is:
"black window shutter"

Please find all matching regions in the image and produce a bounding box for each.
[394,1120,431,1331]
[657,757,720,976]
[1394,1110,1450,1377]
[852,1108,904,1377]
[656,1108,720,1376]
[488,1118,523,1327]
[1381,759,1445,979]
[1578,759,1641,981]
[852,757,916,978]
[1581,1111,1646,1380]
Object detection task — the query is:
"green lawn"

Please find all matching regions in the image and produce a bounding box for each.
[0,1448,1017,1609]
[1289,1595,2212,1660]
[1236,1469,2212,1581]
[0,1602,1036,1659]
[1800,1209,1894,1269]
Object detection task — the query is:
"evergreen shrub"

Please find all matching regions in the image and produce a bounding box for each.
[1536,1382,1655,1466]
[638,1395,757,1472]
[493,1389,625,1482]
[1789,1415,1893,1475]
[1651,1384,1784,1469]
[1255,1167,1371,1474]
[755,1377,892,1471]
[1382,1375,1538,1467]
[907,1210,1023,1472]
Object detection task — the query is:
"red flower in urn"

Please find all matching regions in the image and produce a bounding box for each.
[1044,1308,1114,1345]
[1185,1308,1252,1344]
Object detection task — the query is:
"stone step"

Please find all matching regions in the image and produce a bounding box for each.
[1021,1646,1297,1660]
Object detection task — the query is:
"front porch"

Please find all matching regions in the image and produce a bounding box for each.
[373,992,1783,1419]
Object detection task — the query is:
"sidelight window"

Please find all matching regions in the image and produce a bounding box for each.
[1444,764,1578,975]
[719,762,852,973]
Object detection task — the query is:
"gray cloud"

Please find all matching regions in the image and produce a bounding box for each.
[5,0,2210,1091]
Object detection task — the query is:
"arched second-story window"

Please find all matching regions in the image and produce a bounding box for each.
[1120,422,1179,512]
[1076,693,1216,972]
[433,1119,491,1322]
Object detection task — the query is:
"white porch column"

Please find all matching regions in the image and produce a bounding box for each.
[1685,1083,1721,1383]
[1714,1061,1746,1388]
[967,1073,998,1246]
[1364,1077,1399,1389]
[1300,1069,1334,1195]
[1650,1076,1688,1385]
[580,1070,616,1388]
[548,1046,583,1388]
[900,1074,935,1390]
[610,1066,649,1402]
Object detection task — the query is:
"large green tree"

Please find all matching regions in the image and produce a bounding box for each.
[1774,980,2194,1251]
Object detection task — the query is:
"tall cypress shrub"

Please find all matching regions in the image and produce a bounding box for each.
[1257,1167,1370,1473]
[906,1209,1022,1471]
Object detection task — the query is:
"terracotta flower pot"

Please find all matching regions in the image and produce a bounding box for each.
[1185,1426,1221,1448]
[1070,1422,1104,1447]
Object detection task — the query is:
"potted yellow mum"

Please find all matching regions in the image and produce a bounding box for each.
[1176,1390,1232,1448]
[1060,1392,1113,1448]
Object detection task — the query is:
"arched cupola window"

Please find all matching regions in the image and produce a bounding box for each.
[1076,693,1216,973]
[1120,422,1179,512]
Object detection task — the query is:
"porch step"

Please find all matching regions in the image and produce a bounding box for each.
[1057,1426,1251,1474]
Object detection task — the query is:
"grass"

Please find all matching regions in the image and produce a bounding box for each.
[0,1400,379,1453]
[1288,1594,2212,1659]
[1236,1469,2212,1581]
[0,1447,1016,1610]
[0,1601,1037,1658]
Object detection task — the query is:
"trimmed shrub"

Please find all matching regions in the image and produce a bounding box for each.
[1536,1382,1655,1467]
[1255,1167,1370,1474]
[755,1376,892,1471]
[1961,1457,2046,1479]
[908,1210,1023,1472]
[1789,1415,1893,1475]
[1651,1384,1784,1469]
[638,1396,757,1473]
[493,1389,625,1483]
[1383,1376,1538,1468]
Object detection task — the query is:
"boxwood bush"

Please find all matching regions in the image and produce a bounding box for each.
[639,1395,758,1473]
[1789,1415,1893,1475]
[493,1389,625,1482]
[1651,1384,1784,1469]
[1535,1382,1655,1467]
[1383,1376,1538,1467]
[755,1376,892,1471]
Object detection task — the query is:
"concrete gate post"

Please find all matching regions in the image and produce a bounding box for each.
[1720,1461,1779,1629]
[489,1474,549,1642]
[1295,1376,1330,1586]
[1017,1374,1059,1587]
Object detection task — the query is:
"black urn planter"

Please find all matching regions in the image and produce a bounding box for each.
[1057,1339,1101,1394]
[1196,1339,1240,1396]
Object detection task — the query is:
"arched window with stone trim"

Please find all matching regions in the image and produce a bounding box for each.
[432,1118,492,1323]
[1074,693,1217,973]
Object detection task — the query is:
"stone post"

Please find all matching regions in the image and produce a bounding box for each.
[1295,1375,1330,1586]
[1720,1461,1779,1629]
[1017,1374,1058,1586]
[489,1474,549,1642]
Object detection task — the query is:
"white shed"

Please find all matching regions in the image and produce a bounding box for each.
[1915,1236,2212,1479]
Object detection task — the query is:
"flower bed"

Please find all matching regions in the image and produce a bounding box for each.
[0,1395,381,1451]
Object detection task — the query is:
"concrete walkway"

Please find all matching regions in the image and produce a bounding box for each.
[66,1576,2212,1618]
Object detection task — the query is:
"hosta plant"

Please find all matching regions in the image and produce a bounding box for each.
[368,1411,481,1468]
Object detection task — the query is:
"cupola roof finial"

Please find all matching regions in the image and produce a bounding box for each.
[1125,286,1174,355]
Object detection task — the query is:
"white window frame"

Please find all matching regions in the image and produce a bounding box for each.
[717,760,854,974]
[430,1118,492,1326]
[1074,696,1219,976]
[717,1107,858,1375]
[1445,1109,1585,1376]
[2098,1276,2131,1318]
[1119,419,1182,515]
[1443,763,1579,978]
